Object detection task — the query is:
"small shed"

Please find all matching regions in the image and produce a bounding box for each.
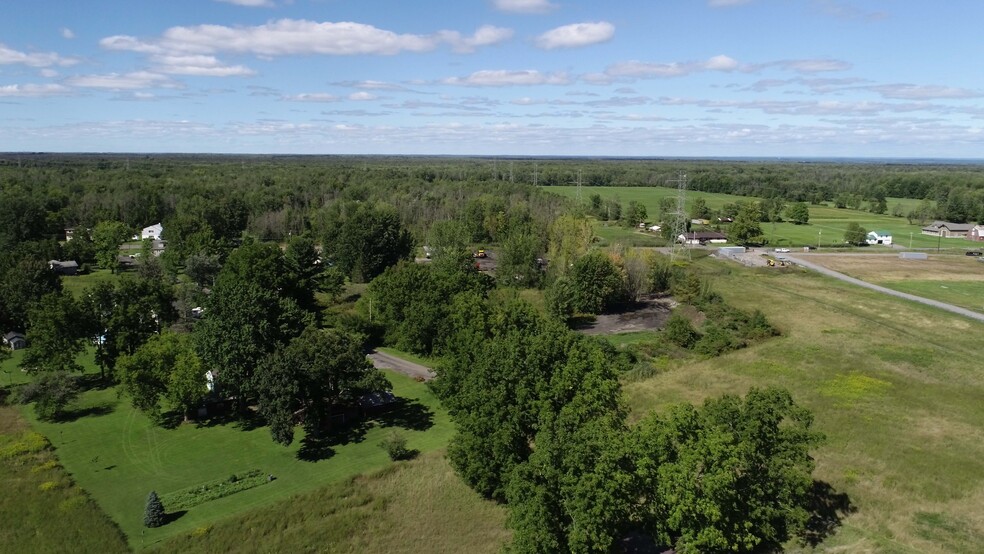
[358,391,398,414]
[3,332,27,350]
[899,252,928,260]
[49,260,79,275]
[718,246,745,256]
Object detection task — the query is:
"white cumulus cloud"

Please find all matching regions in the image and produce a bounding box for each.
[442,69,570,87]
[282,93,341,102]
[0,43,77,67]
[66,71,177,90]
[101,20,509,58]
[535,22,615,49]
[214,0,275,7]
[0,83,71,97]
[492,0,557,14]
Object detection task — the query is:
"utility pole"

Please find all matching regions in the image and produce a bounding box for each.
[669,172,690,262]
[818,230,822,250]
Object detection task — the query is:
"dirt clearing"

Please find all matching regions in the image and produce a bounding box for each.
[575,297,675,335]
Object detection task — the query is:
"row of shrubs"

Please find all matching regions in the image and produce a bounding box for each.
[160,469,269,511]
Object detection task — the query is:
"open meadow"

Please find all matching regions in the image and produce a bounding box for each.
[623,257,984,553]
[548,185,974,251]
[800,254,984,314]
[17,368,454,551]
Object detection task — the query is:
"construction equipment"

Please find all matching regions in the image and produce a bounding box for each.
[473,249,487,259]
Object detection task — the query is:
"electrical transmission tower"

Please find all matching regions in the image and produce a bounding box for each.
[669,172,690,261]
[574,169,583,203]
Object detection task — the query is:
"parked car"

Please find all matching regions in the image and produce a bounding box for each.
[965,251,982,257]
[775,248,790,253]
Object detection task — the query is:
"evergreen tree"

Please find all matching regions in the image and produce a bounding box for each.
[143,491,165,528]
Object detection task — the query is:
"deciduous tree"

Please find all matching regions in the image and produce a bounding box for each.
[256,327,388,446]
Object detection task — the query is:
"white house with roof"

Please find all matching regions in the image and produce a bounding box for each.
[141,223,163,240]
[866,230,892,245]
[970,225,984,242]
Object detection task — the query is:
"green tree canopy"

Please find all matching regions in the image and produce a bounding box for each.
[632,388,823,553]
[92,220,132,274]
[116,332,205,423]
[786,202,810,225]
[256,327,389,446]
[21,291,88,374]
[844,222,869,245]
[728,202,766,246]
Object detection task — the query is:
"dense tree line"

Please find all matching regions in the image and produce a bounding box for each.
[434,297,822,553]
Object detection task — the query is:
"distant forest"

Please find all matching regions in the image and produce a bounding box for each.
[1,154,983,249]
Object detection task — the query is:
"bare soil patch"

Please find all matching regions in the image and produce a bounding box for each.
[575,297,675,335]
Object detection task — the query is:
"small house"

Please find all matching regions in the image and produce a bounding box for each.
[648,224,662,232]
[48,260,79,275]
[678,231,728,245]
[970,225,984,242]
[921,221,974,238]
[141,223,163,240]
[866,230,893,246]
[3,331,27,350]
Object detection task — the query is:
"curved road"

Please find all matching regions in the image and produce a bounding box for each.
[368,350,436,381]
[783,255,984,323]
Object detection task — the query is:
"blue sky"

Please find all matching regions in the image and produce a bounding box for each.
[1,0,982,157]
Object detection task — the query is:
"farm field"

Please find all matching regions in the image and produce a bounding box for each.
[20,368,453,551]
[547,185,972,251]
[623,258,984,553]
[800,254,984,313]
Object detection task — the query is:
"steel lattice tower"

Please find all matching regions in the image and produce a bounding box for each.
[669,172,690,261]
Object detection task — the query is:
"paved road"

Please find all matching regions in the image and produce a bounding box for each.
[368,350,436,381]
[783,255,984,323]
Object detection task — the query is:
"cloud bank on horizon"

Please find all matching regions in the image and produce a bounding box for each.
[0,0,982,157]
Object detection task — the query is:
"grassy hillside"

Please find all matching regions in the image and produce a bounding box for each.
[623,258,984,552]
[548,185,974,250]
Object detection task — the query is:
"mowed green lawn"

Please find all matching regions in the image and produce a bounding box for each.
[23,368,453,551]
[547,186,970,250]
[624,259,984,553]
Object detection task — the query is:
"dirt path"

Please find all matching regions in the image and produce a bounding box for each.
[368,350,436,381]
[784,255,984,323]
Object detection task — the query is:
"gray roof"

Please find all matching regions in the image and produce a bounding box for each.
[923,221,974,232]
[49,260,79,269]
[4,331,25,341]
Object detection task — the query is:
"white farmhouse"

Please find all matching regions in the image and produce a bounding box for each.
[866,230,892,245]
[141,223,163,240]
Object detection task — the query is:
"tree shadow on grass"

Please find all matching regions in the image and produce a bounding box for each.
[194,408,264,431]
[800,480,856,547]
[57,403,115,422]
[164,510,187,525]
[76,374,115,393]
[375,399,434,432]
[296,435,337,462]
